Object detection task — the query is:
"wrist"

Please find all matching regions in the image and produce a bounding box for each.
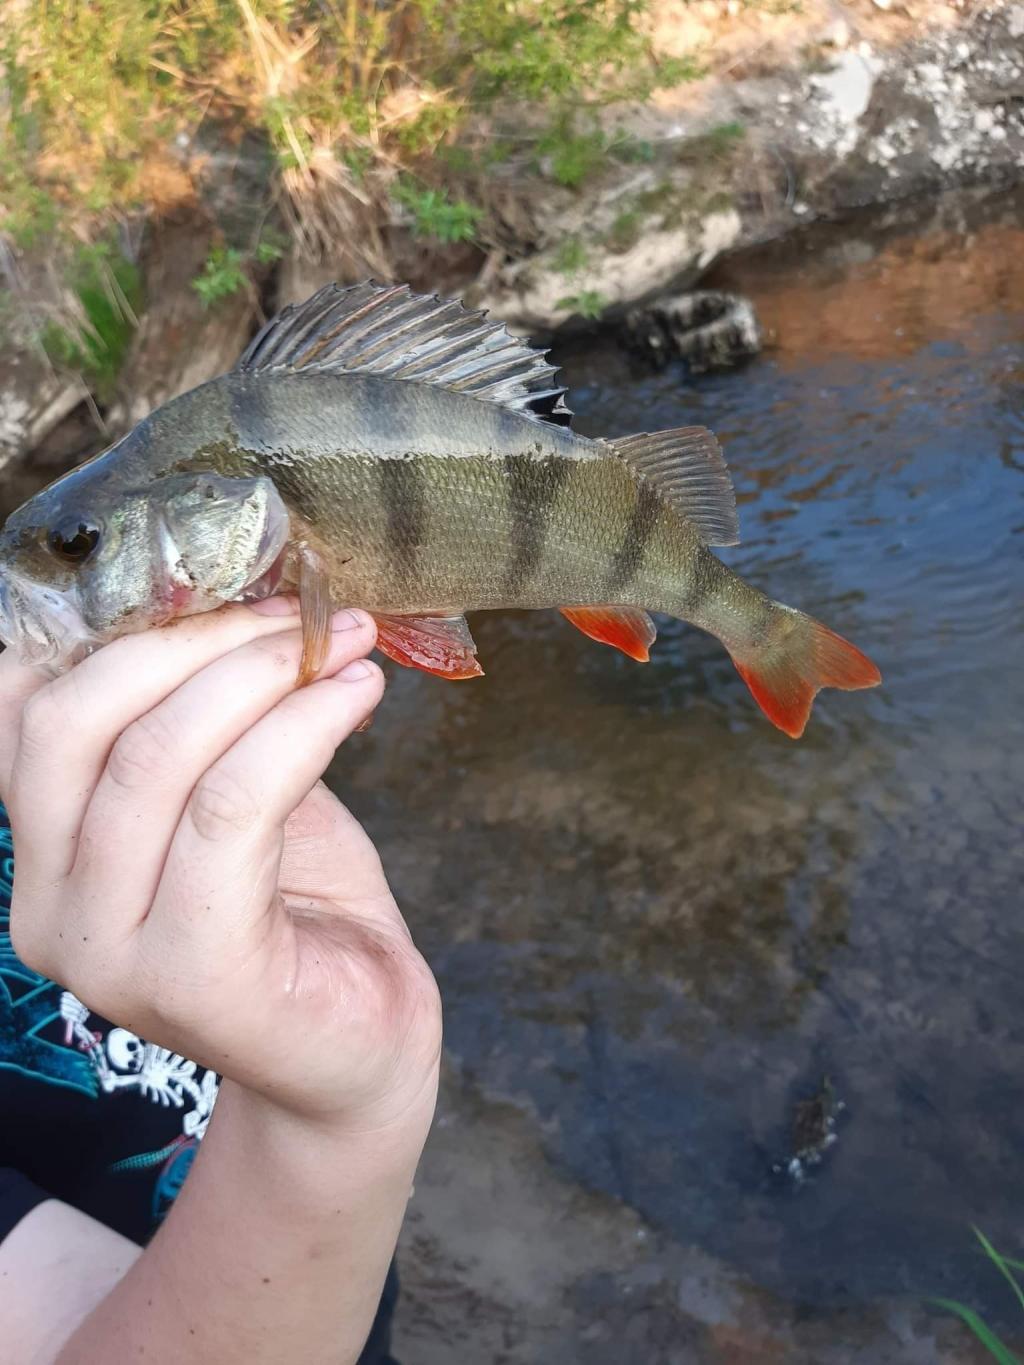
[209,1063,440,1180]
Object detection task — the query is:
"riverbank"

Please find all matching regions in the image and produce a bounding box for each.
[470,0,1024,330]
[2,1,1023,491]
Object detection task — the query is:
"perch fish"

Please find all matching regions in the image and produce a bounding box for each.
[0,281,880,737]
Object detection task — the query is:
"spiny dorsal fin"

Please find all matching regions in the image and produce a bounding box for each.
[608,426,739,547]
[237,281,572,424]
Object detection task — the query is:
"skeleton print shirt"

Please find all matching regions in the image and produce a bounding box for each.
[0,803,400,1360]
[0,802,219,1245]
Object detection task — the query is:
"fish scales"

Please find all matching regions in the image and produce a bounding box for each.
[147,371,707,616]
[0,279,880,737]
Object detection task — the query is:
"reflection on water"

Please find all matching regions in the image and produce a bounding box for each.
[333,188,1024,1317]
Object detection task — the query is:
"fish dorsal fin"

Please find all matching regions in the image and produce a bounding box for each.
[608,426,739,547]
[237,281,572,424]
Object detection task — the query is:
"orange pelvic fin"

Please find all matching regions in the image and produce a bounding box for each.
[730,613,881,739]
[559,606,657,662]
[372,613,484,680]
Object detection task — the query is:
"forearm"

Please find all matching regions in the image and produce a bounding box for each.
[56,1076,437,1365]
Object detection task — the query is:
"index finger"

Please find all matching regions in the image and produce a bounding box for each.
[2,601,324,870]
[0,647,57,798]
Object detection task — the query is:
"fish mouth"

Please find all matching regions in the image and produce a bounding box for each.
[0,572,100,670]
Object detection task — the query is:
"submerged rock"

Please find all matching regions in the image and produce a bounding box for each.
[621,290,763,372]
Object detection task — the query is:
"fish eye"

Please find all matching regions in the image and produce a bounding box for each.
[47,520,101,565]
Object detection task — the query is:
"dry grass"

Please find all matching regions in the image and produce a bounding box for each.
[1,1,699,264]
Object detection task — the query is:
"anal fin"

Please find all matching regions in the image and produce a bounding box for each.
[560,606,656,662]
[372,613,484,680]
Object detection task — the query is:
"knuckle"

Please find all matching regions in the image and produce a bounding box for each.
[18,688,63,757]
[399,951,443,1035]
[107,709,180,790]
[187,764,262,842]
[357,927,442,1038]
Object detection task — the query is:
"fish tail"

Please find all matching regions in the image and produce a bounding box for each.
[724,602,881,739]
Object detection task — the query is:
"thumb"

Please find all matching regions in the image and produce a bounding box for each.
[280,780,396,916]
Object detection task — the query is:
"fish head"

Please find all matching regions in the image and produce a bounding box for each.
[0,464,290,670]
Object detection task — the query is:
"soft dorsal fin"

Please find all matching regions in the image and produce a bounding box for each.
[237,281,572,424]
[608,426,739,547]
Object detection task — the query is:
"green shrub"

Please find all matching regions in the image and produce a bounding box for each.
[1,0,702,252]
[392,184,481,243]
[556,289,607,320]
[190,230,286,307]
[41,240,142,400]
[192,247,250,307]
[553,237,590,275]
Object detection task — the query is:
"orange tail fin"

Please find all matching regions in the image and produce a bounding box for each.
[729,609,881,739]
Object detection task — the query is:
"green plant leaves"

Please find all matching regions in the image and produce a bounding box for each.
[932,1229,1024,1364]
[932,1300,1020,1365]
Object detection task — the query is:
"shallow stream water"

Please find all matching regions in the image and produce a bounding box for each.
[335,185,1024,1323]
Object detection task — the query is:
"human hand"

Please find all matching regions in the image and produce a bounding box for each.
[0,603,441,1131]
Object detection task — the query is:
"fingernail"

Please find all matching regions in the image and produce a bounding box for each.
[338,659,373,682]
[332,609,362,633]
[249,596,300,617]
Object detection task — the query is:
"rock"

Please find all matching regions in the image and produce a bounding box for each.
[0,250,92,479]
[0,348,87,480]
[0,399,100,523]
[620,291,763,372]
[820,17,851,50]
[472,0,1024,337]
[809,47,885,158]
[475,208,742,334]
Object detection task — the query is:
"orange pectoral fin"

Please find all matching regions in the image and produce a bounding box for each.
[559,606,657,663]
[372,613,484,680]
[297,547,333,686]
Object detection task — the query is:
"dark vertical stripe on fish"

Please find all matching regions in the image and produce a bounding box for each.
[685,543,719,617]
[379,457,425,586]
[607,479,661,591]
[229,375,275,454]
[503,456,571,595]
